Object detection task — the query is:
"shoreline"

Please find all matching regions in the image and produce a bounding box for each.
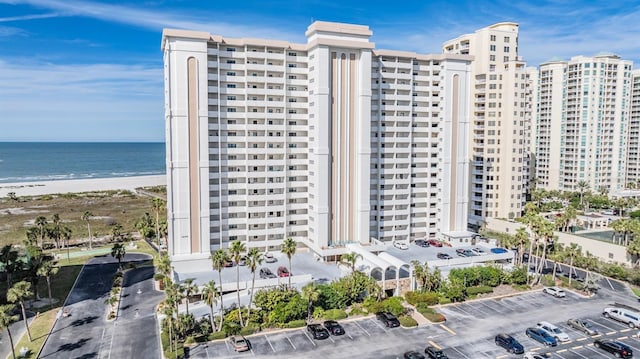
[0,174,166,197]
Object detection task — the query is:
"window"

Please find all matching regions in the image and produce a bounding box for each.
[226,47,236,52]
[288,63,297,68]
[227,84,236,88]
[504,46,509,53]
[288,52,297,56]
[490,55,495,61]
[504,36,510,42]
[490,35,496,41]
[226,72,236,76]
[227,96,236,100]
[288,75,297,79]
[490,45,496,51]
[226,59,235,64]
[227,108,236,112]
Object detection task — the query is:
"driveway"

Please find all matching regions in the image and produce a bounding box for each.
[39,253,154,359]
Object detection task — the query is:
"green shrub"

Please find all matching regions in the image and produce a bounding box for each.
[511,284,530,291]
[184,336,195,345]
[207,331,227,341]
[417,306,445,323]
[398,315,418,327]
[405,291,439,306]
[348,304,367,316]
[239,323,260,336]
[541,274,555,287]
[284,319,306,328]
[438,297,451,305]
[324,309,348,320]
[466,285,494,296]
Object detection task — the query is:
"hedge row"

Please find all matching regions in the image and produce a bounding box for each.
[416,303,446,323]
[466,285,494,296]
[405,291,439,306]
[398,315,418,328]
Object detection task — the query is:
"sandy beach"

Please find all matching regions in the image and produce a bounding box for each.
[0,175,166,197]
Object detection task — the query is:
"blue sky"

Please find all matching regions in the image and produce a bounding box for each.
[1,0,639,142]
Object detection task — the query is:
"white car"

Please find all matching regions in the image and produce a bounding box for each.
[542,286,566,298]
[393,241,409,250]
[523,353,551,359]
[537,321,570,342]
[471,247,488,256]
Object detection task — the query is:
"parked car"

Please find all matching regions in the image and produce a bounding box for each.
[566,318,598,336]
[542,286,566,298]
[525,327,557,347]
[394,241,409,250]
[563,271,583,281]
[376,312,400,328]
[593,339,633,358]
[403,351,426,359]
[471,247,487,255]
[277,266,290,277]
[228,335,250,352]
[490,247,508,254]
[259,267,276,279]
[494,333,524,354]
[427,239,443,247]
[415,239,430,248]
[537,321,570,342]
[425,346,448,358]
[264,252,277,263]
[456,248,475,257]
[437,252,452,260]
[224,259,234,267]
[323,320,345,335]
[237,256,247,266]
[603,307,640,328]
[306,323,330,340]
[523,353,551,359]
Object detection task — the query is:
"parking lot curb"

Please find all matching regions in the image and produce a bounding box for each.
[434,288,543,309]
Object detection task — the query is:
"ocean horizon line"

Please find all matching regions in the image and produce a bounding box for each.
[0,140,166,144]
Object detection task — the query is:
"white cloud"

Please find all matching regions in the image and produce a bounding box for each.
[0,12,60,22]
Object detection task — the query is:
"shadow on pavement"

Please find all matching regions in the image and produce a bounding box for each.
[71,315,99,327]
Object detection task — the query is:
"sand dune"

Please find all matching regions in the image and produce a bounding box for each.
[0,175,166,197]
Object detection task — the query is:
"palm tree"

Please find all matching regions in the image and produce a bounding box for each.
[180,278,198,316]
[564,243,582,285]
[47,213,62,250]
[35,215,47,248]
[228,240,246,327]
[577,180,589,211]
[0,245,19,287]
[158,300,175,352]
[61,225,72,262]
[0,304,18,359]
[301,283,320,321]
[514,227,529,266]
[25,246,48,300]
[135,212,155,240]
[158,219,168,247]
[201,280,218,331]
[281,237,297,289]
[210,249,228,331]
[157,253,173,285]
[627,238,640,267]
[245,248,263,326]
[111,243,126,269]
[340,252,363,273]
[82,211,94,250]
[7,281,33,342]
[411,260,427,291]
[37,259,59,306]
[111,223,123,242]
[151,198,166,247]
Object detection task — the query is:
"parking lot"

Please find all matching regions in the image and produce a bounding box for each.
[186,282,640,359]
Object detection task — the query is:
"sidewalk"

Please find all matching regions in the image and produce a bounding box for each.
[402,303,430,326]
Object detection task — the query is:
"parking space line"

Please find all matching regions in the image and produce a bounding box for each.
[224,339,232,353]
[554,351,566,359]
[621,328,633,332]
[428,340,441,350]
[569,348,590,358]
[439,324,456,335]
[590,319,618,332]
[346,332,353,340]
[370,318,388,332]
[302,331,316,346]
[205,346,210,359]
[450,346,470,359]
[264,335,275,353]
[584,345,612,358]
[286,335,296,350]
[353,320,370,336]
[620,340,640,352]
[603,317,632,329]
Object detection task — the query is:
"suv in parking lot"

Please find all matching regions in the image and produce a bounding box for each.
[277,266,290,277]
[376,312,400,328]
[455,248,475,257]
[425,346,448,358]
[594,339,633,358]
[542,286,566,298]
[306,323,330,340]
[525,327,557,347]
[259,267,276,279]
[537,321,570,342]
[437,252,451,260]
[494,333,524,354]
[415,239,429,247]
[603,307,640,328]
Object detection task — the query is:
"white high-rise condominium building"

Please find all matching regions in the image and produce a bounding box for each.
[534,54,632,192]
[443,23,532,226]
[162,22,472,262]
[627,70,640,187]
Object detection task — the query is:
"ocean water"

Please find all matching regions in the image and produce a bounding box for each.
[0,142,166,183]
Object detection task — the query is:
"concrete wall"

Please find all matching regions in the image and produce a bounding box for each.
[486,218,632,266]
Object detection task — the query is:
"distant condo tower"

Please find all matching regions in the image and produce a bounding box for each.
[162,21,473,263]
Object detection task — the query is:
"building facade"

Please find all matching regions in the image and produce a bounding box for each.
[443,22,532,226]
[627,70,640,187]
[162,22,473,262]
[533,54,632,192]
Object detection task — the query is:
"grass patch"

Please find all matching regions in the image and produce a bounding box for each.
[398,315,418,328]
[632,287,640,297]
[416,304,446,323]
[7,309,58,359]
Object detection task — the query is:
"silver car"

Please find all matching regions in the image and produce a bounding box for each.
[566,318,598,336]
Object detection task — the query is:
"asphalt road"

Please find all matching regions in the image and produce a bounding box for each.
[39,253,155,359]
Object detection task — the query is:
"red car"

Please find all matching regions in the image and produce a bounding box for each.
[427,239,443,247]
[277,266,290,277]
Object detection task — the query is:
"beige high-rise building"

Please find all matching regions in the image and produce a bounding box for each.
[162,21,473,263]
[534,54,632,192]
[627,70,640,187]
[443,22,532,227]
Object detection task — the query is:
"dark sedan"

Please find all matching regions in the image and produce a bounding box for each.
[404,351,425,359]
[525,327,557,347]
[376,312,400,328]
[437,252,452,260]
[415,239,430,247]
[307,324,330,340]
[425,346,448,358]
[594,339,633,358]
[323,320,345,335]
